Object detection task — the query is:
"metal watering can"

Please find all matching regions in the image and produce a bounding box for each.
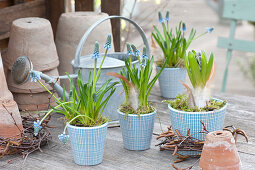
[11,16,150,125]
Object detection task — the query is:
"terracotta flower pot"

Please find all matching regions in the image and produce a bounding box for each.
[13,91,57,111]
[199,130,241,170]
[0,99,24,139]
[55,12,114,89]
[0,58,13,101]
[0,53,23,139]
[5,17,59,71]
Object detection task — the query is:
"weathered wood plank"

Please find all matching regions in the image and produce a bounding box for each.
[101,0,120,52]
[0,0,46,36]
[75,0,93,11]
[45,0,65,36]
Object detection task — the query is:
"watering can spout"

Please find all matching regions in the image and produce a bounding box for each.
[11,56,70,100]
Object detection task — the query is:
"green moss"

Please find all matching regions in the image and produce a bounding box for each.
[70,115,110,127]
[156,58,185,68]
[163,94,226,112]
[119,104,155,115]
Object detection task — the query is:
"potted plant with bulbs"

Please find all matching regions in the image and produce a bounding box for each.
[32,36,118,165]
[164,50,227,145]
[108,44,166,150]
[152,11,214,98]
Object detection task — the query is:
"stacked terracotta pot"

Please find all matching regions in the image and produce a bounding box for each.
[0,52,23,139]
[4,17,59,111]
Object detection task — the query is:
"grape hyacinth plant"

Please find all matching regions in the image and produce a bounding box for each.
[152,11,214,68]
[107,44,166,115]
[30,35,118,144]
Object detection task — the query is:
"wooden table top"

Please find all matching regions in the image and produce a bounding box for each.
[1,87,255,170]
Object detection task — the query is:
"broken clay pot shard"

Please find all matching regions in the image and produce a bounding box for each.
[0,53,23,139]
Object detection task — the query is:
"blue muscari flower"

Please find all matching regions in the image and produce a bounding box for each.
[127,43,133,56]
[93,93,97,102]
[104,34,112,50]
[182,23,186,32]
[195,52,201,66]
[34,120,42,136]
[165,11,170,22]
[140,59,146,67]
[158,11,164,23]
[142,47,148,59]
[58,133,69,144]
[92,41,100,59]
[30,71,41,82]
[131,44,140,56]
[134,49,140,57]
[206,27,214,33]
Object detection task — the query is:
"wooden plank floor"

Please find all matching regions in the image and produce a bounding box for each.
[1,86,255,170]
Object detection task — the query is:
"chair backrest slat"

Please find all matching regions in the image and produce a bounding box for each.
[223,0,255,22]
[218,37,255,53]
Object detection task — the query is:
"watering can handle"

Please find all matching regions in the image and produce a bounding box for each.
[74,15,150,66]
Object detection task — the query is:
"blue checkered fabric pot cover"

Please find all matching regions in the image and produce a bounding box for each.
[67,122,108,165]
[118,109,156,150]
[168,100,226,155]
[156,67,186,99]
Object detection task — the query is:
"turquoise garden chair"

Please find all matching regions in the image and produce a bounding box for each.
[217,0,255,92]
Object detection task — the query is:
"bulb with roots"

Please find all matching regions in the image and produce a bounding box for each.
[193,87,211,108]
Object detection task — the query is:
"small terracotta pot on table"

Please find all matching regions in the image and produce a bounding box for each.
[200,130,241,170]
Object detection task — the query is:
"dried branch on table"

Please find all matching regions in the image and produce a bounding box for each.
[0,115,52,160]
[156,126,204,158]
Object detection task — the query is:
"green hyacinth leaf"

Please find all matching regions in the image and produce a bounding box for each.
[206,53,214,82]
[201,51,207,86]
[185,52,195,87]
[188,52,202,88]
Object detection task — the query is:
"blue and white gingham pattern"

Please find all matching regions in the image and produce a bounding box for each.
[168,100,226,155]
[118,110,156,150]
[67,122,108,165]
[156,67,186,99]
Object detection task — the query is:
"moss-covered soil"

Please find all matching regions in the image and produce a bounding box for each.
[163,94,226,112]
[119,104,155,115]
